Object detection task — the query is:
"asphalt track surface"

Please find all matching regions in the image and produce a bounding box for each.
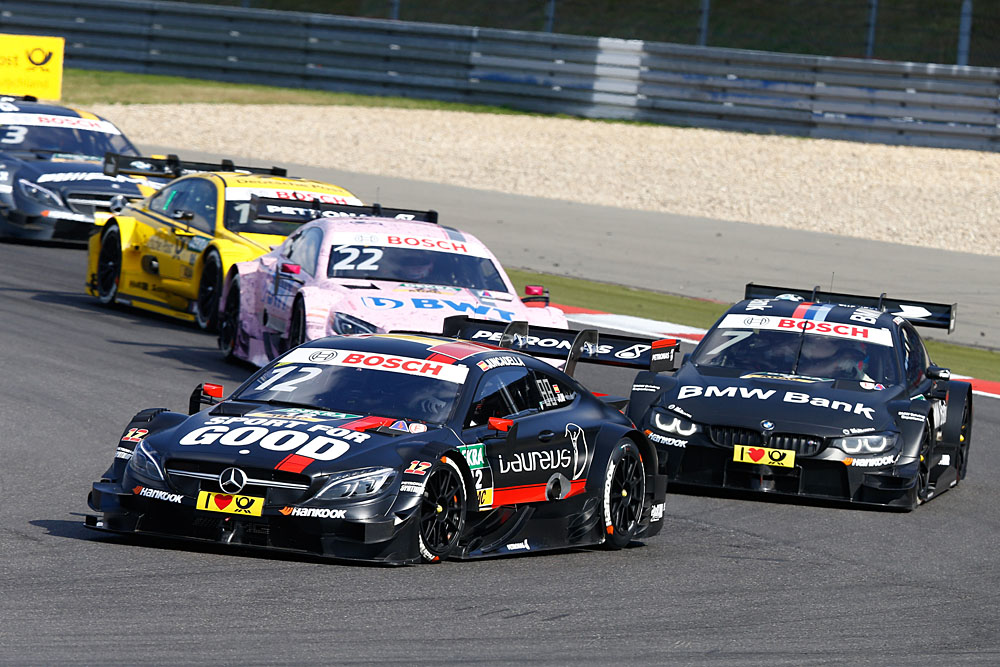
[2,181,999,664]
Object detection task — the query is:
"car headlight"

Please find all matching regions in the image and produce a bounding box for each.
[18,178,64,208]
[127,441,166,480]
[653,410,700,436]
[315,467,395,500]
[331,312,379,335]
[832,432,899,454]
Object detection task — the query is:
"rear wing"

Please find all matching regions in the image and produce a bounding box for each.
[249,195,439,224]
[439,316,680,376]
[744,282,956,332]
[103,152,287,180]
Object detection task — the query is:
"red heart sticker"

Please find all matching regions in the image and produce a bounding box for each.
[214,494,233,510]
[748,448,765,462]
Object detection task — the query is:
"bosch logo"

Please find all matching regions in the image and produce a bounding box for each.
[218,467,248,494]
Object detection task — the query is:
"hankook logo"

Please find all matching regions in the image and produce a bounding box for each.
[309,350,338,362]
[219,467,248,494]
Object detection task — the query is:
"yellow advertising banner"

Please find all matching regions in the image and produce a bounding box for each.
[0,34,65,100]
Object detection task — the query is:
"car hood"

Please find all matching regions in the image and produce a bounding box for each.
[661,366,904,436]
[326,279,566,332]
[144,404,447,476]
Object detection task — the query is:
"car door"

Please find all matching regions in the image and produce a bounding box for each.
[143,178,217,288]
[461,365,584,508]
[265,226,322,332]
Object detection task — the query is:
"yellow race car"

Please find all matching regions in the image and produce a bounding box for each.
[86,153,362,329]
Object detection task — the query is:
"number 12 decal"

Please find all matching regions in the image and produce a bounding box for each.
[404,460,432,476]
[255,365,322,392]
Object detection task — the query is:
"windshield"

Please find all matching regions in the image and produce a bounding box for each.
[0,116,137,158]
[692,326,900,385]
[327,244,508,292]
[234,348,469,423]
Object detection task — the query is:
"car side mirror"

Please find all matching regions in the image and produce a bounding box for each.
[926,365,951,381]
[188,382,224,414]
[171,209,195,222]
[522,285,550,306]
[280,263,302,275]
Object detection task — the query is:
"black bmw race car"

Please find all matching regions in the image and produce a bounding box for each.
[86,317,679,564]
[627,283,973,511]
[0,95,159,240]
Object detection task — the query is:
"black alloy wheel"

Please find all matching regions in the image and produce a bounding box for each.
[602,440,646,549]
[96,225,122,305]
[418,457,467,562]
[195,252,222,330]
[914,424,932,507]
[218,278,240,360]
[287,298,307,350]
[956,398,973,480]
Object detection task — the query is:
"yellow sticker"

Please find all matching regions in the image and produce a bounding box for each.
[476,487,494,508]
[732,445,796,468]
[196,491,264,516]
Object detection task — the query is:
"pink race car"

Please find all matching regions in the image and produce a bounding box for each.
[218,198,568,366]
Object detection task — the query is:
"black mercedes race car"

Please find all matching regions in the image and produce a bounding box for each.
[0,95,159,240]
[627,283,973,511]
[86,317,679,564]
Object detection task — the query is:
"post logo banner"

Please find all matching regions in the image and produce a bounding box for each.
[0,34,65,99]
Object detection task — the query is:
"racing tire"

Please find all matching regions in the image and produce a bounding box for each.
[95,225,122,305]
[912,422,933,509]
[417,456,467,563]
[946,391,973,482]
[195,252,223,331]
[601,439,646,549]
[287,298,307,351]
[218,277,241,361]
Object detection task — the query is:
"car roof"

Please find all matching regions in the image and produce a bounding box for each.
[0,98,98,118]
[296,333,517,368]
[304,216,490,252]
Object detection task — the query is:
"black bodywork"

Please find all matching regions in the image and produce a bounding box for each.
[627,284,973,510]
[0,96,155,240]
[87,319,679,564]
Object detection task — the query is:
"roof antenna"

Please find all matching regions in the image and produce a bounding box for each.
[830,272,835,291]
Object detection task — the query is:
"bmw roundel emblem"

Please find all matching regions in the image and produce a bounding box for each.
[760,420,775,431]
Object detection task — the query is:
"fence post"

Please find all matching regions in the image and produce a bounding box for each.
[544,0,556,32]
[389,0,400,20]
[865,0,878,58]
[957,0,973,65]
[698,0,710,46]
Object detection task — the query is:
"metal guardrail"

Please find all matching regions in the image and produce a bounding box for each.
[3,0,999,151]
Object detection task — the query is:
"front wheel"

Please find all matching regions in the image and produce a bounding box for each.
[417,457,467,563]
[195,252,222,331]
[602,439,646,549]
[95,225,122,305]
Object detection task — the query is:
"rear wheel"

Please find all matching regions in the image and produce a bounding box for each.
[287,298,307,350]
[195,252,222,330]
[602,439,646,549]
[951,395,973,481]
[218,277,241,361]
[418,457,467,563]
[95,225,122,305]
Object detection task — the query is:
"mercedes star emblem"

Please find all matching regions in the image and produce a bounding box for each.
[219,467,248,494]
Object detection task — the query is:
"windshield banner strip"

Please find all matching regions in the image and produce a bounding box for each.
[327,232,489,257]
[277,347,470,384]
[0,112,121,135]
[718,314,894,346]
